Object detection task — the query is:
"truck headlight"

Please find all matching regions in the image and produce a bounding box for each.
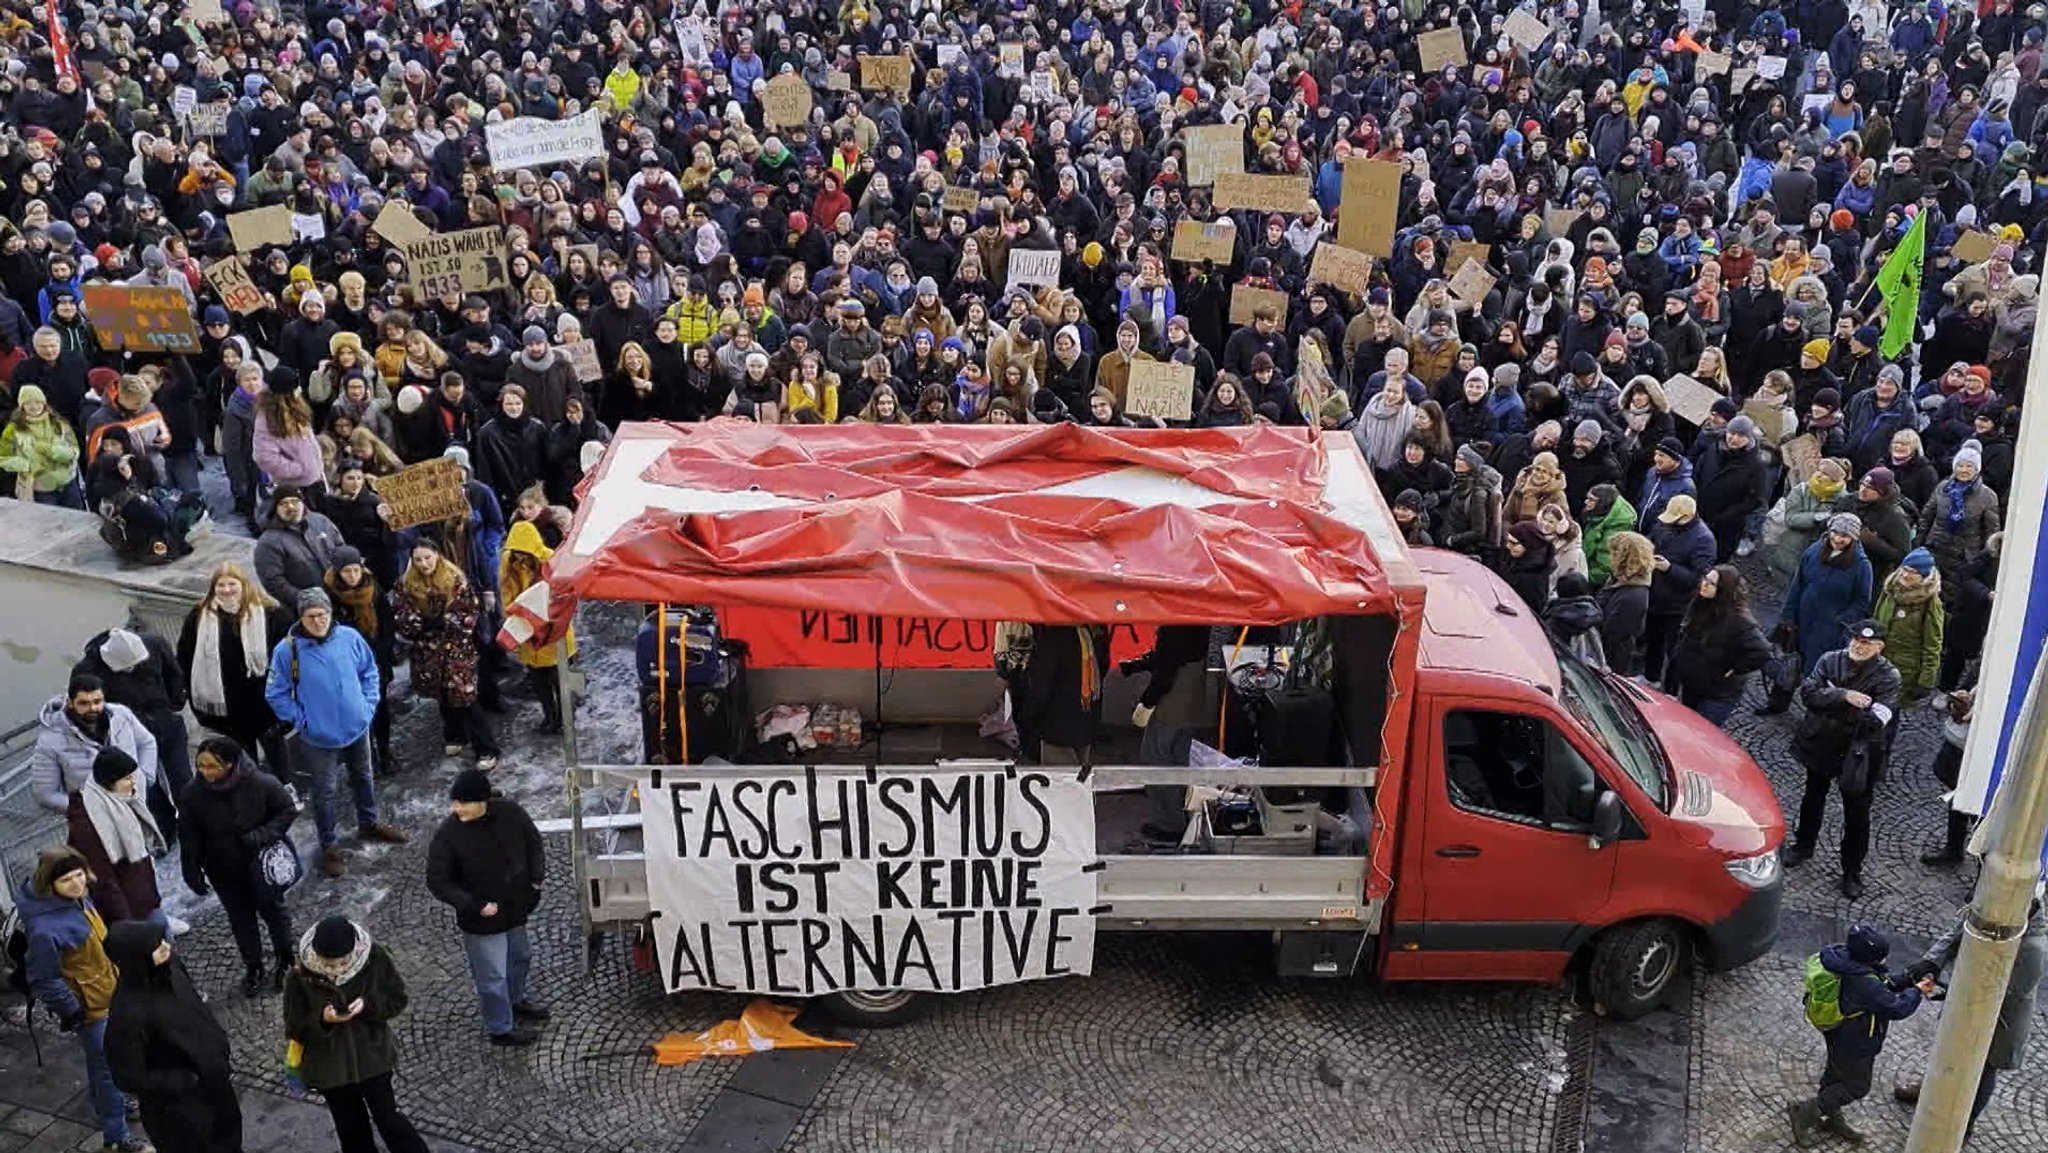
[1725,851,1781,890]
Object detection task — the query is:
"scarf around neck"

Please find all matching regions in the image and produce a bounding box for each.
[192,604,271,714]
[81,779,164,864]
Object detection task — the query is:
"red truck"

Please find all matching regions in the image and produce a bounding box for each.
[520,421,1785,1025]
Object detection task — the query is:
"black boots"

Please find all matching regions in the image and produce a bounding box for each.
[1921,810,1971,866]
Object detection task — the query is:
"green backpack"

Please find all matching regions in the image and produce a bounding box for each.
[1802,953,1864,1031]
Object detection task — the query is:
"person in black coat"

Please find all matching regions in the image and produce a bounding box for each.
[1690,417,1769,561]
[1786,622,1904,899]
[1939,532,1999,691]
[1500,521,1555,613]
[1644,496,1718,683]
[74,626,191,846]
[471,385,550,517]
[425,771,549,1046]
[1665,566,1773,725]
[180,737,298,997]
[1017,624,1111,764]
[103,920,243,1153]
[1560,420,1624,512]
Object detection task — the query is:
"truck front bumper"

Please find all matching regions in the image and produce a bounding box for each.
[1701,881,1783,971]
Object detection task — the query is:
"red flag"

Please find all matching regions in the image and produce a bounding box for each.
[46,6,76,85]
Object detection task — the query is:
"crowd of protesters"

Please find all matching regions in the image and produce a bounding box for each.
[2,0,2045,1148]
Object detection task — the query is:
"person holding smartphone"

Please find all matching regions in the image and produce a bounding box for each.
[282,916,430,1153]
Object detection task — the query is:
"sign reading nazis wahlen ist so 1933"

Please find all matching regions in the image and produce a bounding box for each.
[640,765,1099,995]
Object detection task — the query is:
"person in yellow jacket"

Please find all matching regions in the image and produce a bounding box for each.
[665,277,716,346]
[500,522,573,734]
[0,385,84,507]
[603,58,642,114]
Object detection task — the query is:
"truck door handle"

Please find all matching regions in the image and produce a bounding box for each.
[1435,845,1482,858]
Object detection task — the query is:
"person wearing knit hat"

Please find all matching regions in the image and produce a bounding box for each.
[70,742,171,930]
[284,915,437,1145]
[1800,338,1831,365]
[428,762,549,1045]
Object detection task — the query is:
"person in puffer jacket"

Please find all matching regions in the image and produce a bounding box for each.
[1787,924,1930,1147]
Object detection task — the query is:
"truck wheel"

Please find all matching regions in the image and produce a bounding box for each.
[1589,919,1689,1020]
[817,989,928,1028]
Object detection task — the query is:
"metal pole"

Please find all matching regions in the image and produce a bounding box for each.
[557,637,592,976]
[1904,647,2048,1152]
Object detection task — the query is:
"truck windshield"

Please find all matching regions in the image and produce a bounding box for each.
[1555,655,1669,812]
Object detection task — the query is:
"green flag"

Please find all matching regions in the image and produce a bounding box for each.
[1872,211,1928,360]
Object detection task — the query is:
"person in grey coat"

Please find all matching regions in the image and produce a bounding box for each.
[252,485,345,607]
[32,674,159,815]
[1894,894,2048,1135]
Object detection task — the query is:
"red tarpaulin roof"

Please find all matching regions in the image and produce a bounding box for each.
[536,421,1405,632]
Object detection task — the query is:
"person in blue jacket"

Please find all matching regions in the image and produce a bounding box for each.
[1777,513,1876,674]
[265,587,408,880]
[1789,924,1933,1146]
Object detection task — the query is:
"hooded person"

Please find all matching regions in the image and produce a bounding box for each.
[103,920,244,1153]
[1542,572,1608,669]
[499,521,573,734]
[1787,923,1930,1145]
[15,847,145,1151]
[1581,483,1638,586]
[282,916,432,1153]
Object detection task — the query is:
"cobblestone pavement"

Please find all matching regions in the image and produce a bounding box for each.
[5,464,2039,1152]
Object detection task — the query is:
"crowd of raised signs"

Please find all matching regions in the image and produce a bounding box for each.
[0,0,2029,670]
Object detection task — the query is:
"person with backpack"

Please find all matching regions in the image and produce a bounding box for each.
[14,847,157,1152]
[264,588,409,880]
[1790,923,1934,1146]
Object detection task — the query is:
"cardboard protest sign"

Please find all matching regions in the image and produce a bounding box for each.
[1445,239,1489,276]
[826,71,852,91]
[1952,229,1998,264]
[1124,361,1197,422]
[485,109,605,173]
[942,186,980,213]
[370,458,471,529]
[1448,259,1496,305]
[1697,49,1733,77]
[1338,158,1402,257]
[1211,173,1310,214]
[82,284,202,353]
[1504,9,1550,51]
[1730,65,1757,93]
[1544,206,1583,236]
[998,43,1025,77]
[1308,244,1374,295]
[1171,219,1236,265]
[372,201,433,246]
[1741,398,1788,444]
[564,341,603,384]
[640,763,1098,994]
[227,204,295,252]
[403,228,509,297]
[1778,433,1822,480]
[1757,55,1788,80]
[188,101,230,136]
[762,74,813,128]
[1418,27,1467,72]
[290,212,326,243]
[860,54,913,94]
[172,85,197,121]
[1181,124,1243,187]
[1663,373,1725,427]
[1228,285,1289,327]
[1005,248,1061,291]
[189,0,226,22]
[203,259,266,315]
[936,44,963,68]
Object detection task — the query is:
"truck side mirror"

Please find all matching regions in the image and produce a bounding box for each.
[1590,791,1624,849]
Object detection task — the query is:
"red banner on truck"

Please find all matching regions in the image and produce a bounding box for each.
[721,608,1153,669]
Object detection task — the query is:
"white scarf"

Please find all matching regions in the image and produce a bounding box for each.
[192,605,271,714]
[80,780,163,864]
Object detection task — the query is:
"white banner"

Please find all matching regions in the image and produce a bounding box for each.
[486,110,605,173]
[641,765,1099,995]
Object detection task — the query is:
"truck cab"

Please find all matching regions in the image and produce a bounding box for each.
[1380,550,1785,1015]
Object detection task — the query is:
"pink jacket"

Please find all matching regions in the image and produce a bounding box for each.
[251,416,324,489]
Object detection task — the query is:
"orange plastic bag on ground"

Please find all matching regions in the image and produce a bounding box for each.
[650,999,857,1067]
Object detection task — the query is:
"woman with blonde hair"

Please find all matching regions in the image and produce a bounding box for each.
[392,541,499,769]
[783,351,840,423]
[1505,450,1568,523]
[1598,531,1655,677]
[0,384,84,507]
[856,382,910,424]
[1691,345,1734,395]
[177,562,296,782]
[396,330,449,397]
